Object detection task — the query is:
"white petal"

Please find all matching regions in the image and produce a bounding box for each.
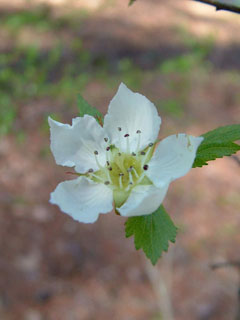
[117,183,169,217]
[104,83,161,153]
[49,116,108,173]
[50,177,113,223]
[146,134,204,187]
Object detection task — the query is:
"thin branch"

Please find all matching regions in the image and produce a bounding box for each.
[129,0,240,13]
[194,0,240,14]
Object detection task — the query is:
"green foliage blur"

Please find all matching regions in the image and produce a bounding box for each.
[0,5,222,137]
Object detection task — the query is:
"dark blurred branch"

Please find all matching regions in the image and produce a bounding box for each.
[129,0,240,13]
[194,0,240,14]
[210,261,240,270]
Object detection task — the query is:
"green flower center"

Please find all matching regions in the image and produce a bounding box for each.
[87,143,155,208]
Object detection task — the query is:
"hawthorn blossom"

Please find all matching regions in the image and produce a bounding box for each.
[49,83,203,223]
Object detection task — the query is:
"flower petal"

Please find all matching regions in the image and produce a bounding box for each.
[50,177,113,223]
[104,83,161,153]
[49,115,108,173]
[146,134,204,187]
[117,183,169,217]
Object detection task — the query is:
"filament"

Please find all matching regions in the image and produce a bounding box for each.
[132,167,139,178]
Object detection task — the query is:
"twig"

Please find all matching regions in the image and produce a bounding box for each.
[128,0,240,14]
[194,0,240,14]
[210,261,240,270]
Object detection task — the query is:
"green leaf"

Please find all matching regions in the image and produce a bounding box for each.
[193,124,240,167]
[128,0,136,6]
[200,124,240,143]
[77,93,103,125]
[125,205,177,265]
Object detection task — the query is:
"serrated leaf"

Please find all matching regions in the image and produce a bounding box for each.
[193,124,240,168]
[125,205,177,265]
[77,93,103,125]
[201,124,240,143]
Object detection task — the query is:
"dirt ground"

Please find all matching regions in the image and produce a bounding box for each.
[0,0,240,319]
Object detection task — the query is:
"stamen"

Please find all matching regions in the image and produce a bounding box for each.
[88,168,94,173]
[106,161,110,166]
[94,151,102,169]
[132,167,139,178]
[132,152,136,156]
[141,147,152,165]
[104,181,110,185]
[118,127,122,131]
[128,170,133,184]
[148,142,153,147]
[91,173,105,182]
[137,173,145,184]
[124,134,130,153]
[106,145,114,163]
[143,164,149,171]
[104,137,108,142]
[106,169,113,184]
[125,184,131,192]
[140,151,146,155]
[136,130,142,152]
[105,146,113,163]
[108,167,112,171]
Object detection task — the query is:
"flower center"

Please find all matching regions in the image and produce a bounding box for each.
[108,151,143,190]
[86,130,155,208]
[89,144,154,191]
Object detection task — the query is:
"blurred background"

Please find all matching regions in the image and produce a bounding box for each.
[0,0,240,319]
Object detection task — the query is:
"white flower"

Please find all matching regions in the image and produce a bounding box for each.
[49,83,203,223]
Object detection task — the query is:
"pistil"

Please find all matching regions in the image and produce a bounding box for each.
[119,173,124,189]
